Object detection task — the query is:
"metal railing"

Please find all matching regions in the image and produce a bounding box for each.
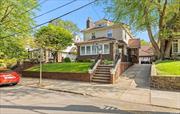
[113,54,121,68]
[90,54,102,69]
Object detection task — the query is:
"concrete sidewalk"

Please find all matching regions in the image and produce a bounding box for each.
[20,64,180,109]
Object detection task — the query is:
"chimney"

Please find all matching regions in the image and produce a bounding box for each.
[86,17,94,28]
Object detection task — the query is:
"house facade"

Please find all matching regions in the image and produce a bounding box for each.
[76,18,140,63]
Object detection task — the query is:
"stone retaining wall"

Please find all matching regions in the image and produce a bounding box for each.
[22,71,90,82]
[150,64,180,91]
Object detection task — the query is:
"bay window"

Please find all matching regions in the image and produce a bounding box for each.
[104,44,110,54]
[86,46,91,55]
[80,46,85,55]
[80,44,110,55]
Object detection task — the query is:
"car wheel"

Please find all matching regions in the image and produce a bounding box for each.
[11,83,17,86]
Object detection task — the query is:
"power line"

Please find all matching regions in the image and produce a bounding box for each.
[0,0,48,25]
[1,0,98,39]
[32,0,77,19]
[21,0,48,15]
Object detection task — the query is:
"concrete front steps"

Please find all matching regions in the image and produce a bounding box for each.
[91,65,113,83]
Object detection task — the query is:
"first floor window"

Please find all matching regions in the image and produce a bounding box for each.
[80,46,85,55]
[92,45,97,54]
[86,46,91,55]
[172,40,178,53]
[104,44,110,54]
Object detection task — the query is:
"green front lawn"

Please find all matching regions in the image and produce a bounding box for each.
[26,62,92,73]
[155,60,180,76]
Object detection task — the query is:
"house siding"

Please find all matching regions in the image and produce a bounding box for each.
[83,26,124,41]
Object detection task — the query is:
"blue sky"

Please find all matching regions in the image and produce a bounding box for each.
[34,0,149,41]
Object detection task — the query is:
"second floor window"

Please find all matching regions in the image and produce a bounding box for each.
[92,32,96,39]
[107,29,112,38]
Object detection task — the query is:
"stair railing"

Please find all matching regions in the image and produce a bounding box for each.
[110,54,121,84]
[89,54,102,82]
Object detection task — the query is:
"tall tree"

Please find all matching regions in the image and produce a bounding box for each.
[35,24,73,62]
[101,0,179,59]
[50,19,80,35]
[0,0,38,59]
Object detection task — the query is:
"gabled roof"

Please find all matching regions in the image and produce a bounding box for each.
[128,39,141,48]
[139,46,154,57]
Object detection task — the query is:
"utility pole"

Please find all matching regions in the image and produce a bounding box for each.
[39,48,43,86]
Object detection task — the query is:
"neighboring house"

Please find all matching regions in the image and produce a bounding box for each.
[139,46,155,64]
[76,17,140,63]
[62,35,81,61]
[171,36,180,59]
[28,35,80,63]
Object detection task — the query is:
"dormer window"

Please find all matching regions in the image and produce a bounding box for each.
[107,29,112,38]
[92,32,96,39]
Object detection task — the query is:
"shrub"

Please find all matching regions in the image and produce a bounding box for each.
[0,59,17,68]
[64,57,71,62]
[77,59,92,62]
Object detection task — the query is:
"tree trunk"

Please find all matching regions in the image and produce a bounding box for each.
[164,40,172,59]
[160,39,165,60]
[146,24,161,58]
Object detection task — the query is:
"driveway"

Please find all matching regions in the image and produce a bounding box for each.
[20,64,180,109]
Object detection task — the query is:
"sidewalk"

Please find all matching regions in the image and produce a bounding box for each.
[20,64,180,109]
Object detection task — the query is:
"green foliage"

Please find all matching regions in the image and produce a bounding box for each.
[0,0,37,38]
[64,57,71,63]
[0,58,17,68]
[141,39,150,46]
[0,0,38,60]
[35,24,73,51]
[26,62,91,73]
[77,59,92,62]
[103,60,113,65]
[51,19,80,34]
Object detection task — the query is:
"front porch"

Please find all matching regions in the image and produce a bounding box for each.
[76,37,128,62]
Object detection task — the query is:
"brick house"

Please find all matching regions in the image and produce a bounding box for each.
[76,18,140,63]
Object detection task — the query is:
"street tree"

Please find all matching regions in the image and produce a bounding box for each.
[35,24,73,62]
[50,19,80,35]
[101,0,179,59]
[0,0,38,60]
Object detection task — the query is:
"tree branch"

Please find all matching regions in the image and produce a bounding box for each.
[0,4,14,23]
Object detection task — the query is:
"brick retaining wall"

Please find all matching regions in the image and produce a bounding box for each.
[22,71,90,82]
[150,64,180,91]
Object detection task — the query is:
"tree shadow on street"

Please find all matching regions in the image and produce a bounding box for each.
[0,104,178,114]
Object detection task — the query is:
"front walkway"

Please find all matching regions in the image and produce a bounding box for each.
[20,64,180,109]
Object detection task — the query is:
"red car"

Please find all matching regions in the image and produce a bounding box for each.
[0,69,20,86]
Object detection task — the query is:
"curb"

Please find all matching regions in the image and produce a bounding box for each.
[20,84,180,110]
